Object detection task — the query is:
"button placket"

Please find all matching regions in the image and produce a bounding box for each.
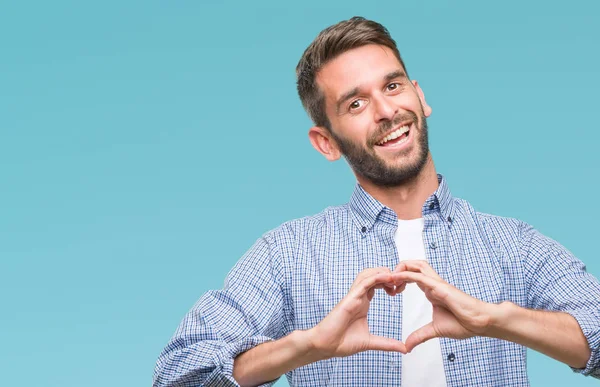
[422,213,449,287]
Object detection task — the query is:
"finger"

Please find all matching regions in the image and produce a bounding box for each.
[366,266,392,277]
[392,272,448,300]
[405,322,438,353]
[399,260,443,280]
[354,268,416,299]
[383,288,394,297]
[373,283,394,289]
[373,283,397,296]
[380,284,397,297]
[393,262,406,273]
[353,272,396,298]
[351,267,391,289]
[367,334,407,354]
[367,287,375,301]
[392,282,406,296]
[385,281,406,296]
[393,271,440,289]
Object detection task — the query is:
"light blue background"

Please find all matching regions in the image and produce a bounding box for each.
[1,1,598,386]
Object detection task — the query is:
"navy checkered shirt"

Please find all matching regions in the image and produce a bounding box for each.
[154,175,600,386]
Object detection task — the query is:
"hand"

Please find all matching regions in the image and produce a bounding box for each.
[393,260,495,352]
[308,267,407,359]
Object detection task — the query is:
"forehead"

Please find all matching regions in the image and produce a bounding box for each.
[316,44,404,102]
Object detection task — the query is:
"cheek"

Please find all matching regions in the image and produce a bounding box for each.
[337,115,375,141]
[393,93,422,112]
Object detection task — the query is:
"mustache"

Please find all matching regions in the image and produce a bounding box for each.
[368,111,419,147]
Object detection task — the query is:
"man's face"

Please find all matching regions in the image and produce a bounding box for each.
[314,44,432,187]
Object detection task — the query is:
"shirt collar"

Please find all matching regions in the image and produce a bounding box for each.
[348,174,456,233]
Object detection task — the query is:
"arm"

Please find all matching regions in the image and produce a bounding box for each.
[232,329,320,386]
[488,301,589,368]
[153,237,286,387]
[232,268,408,386]
[520,222,600,376]
[392,259,599,374]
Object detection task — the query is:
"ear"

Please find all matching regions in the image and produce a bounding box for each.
[308,126,342,161]
[412,80,432,117]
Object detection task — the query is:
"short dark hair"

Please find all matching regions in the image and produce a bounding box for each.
[296,17,408,130]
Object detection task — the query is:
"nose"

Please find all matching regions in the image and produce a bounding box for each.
[372,94,397,123]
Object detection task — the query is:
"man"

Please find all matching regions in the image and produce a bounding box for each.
[153,17,600,386]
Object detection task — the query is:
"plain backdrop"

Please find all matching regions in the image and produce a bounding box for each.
[1,1,599,386]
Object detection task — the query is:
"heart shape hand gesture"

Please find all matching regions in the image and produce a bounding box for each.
[308,261,495,359]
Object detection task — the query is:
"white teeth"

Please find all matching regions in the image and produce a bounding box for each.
[378,125,409,145]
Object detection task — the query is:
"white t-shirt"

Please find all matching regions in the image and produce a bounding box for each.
[394,218,447,387]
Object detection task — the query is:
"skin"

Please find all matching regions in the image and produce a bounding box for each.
[232,44,591,386]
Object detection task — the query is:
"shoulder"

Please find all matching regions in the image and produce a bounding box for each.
[453,197,529,244]
[241,204,351,286]
[452,197,582,273]
[453,197,568,256]
[261,203,351,246]
[228,206,349,285]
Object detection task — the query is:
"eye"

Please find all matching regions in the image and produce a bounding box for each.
[386,82,401,91]
[349,99,367,112]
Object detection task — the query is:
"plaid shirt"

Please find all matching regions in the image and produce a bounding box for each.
[154,175,600,386]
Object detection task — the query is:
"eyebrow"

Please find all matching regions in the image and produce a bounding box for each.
[335,70,408,114]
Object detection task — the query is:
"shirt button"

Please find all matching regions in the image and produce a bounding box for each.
[429,242,437,249]
[361,226,367,233]
[447,353,456,362]
[429,203,435,210]
[447,216,452,222]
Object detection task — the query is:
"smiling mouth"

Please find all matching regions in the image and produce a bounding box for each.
[375,124,411,147]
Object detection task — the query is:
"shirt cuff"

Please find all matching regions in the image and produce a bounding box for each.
[204,335,279,387]
[564,309,600,378]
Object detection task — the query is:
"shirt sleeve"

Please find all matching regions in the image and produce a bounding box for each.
[153,236,288,387]
[520,222,600,378]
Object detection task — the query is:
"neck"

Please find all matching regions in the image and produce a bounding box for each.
[356,155,439,220]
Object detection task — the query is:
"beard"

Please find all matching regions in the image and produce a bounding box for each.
[329,110,430,188]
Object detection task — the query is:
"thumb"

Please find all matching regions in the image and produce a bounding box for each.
[405,322,438,353]
[367,334,407,354]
